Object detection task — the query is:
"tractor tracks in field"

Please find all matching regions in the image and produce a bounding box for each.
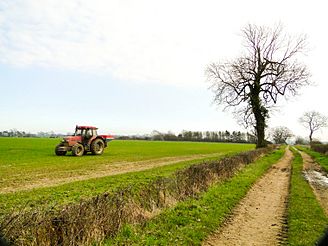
[0,153,222,194]
[204,147,293,246]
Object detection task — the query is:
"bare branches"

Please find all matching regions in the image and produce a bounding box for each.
[299,111,327,142]
[206,23,311,148]
[206,62,251,107]
[270,126,293,144]
[206,23,310,113]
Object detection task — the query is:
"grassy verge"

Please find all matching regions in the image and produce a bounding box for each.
[288,148,328,245]
[105,148,285,245]
[0,155,224,215]
[296,146,328,172]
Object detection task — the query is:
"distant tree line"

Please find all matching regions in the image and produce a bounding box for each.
[117,130,257,143]
[0,129,64,138]
[1,128,257,144]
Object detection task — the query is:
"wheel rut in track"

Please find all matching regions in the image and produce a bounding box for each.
[204,147,293,246]
[300,150,328,215]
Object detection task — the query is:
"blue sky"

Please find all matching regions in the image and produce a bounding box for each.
[1,0,328,139]
[0,63,238,135]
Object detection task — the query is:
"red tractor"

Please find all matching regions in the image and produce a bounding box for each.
[55,126,114,156]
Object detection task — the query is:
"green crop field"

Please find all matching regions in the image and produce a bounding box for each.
[0,138,254,213]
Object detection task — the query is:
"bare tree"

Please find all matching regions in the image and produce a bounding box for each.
[270,126,293,144]
[294,136,309,145]
[299,111,327,142]
[206,24,310,148]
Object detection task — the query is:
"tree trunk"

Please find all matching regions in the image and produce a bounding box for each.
[309,130,313,143]
[254,111,267,148]
[251,84,268,148]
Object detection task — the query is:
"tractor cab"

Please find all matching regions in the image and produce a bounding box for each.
[74,126,97,137]
[74,126,97,144]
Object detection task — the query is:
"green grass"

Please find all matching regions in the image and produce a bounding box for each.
[288,148,328,245]
[0,155,224,214]
[0,138,254,190]
[0,138,253,214]
[105,148,285,245]
[296,146,328,172]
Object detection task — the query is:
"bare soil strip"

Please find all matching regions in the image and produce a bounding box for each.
[0,153,221,194]
[204,148,293,246]
[300,151,328,215]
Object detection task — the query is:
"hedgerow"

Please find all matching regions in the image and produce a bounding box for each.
[0,146,275,246]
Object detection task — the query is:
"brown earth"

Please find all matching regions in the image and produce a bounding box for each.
[300,151,328,215]
[0,153,221,194]
[204,147,293,246]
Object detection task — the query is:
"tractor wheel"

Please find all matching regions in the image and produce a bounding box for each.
[72,143,84,157]
[55,144,67,156]
[91,139,105,155]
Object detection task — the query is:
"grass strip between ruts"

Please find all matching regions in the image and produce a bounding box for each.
[105,147,285,245]
[287,148,328,245]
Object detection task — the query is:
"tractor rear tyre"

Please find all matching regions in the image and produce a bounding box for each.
[55,144,67,156]
[91,139,105,155]
[72,143,84,157]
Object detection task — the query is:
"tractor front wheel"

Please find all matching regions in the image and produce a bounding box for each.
[91,139,105,155]
[72,143,84,157]
[55,144,67,156]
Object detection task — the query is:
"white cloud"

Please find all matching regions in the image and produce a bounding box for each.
[0,0,327,91]
[0,0,250,87]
